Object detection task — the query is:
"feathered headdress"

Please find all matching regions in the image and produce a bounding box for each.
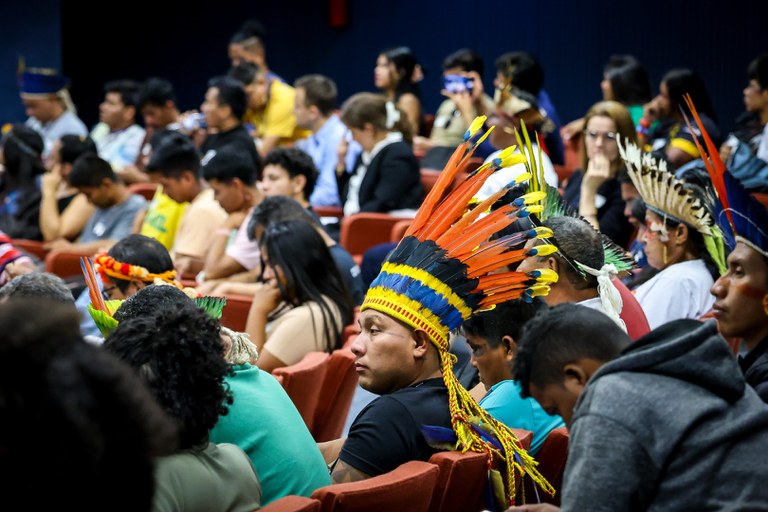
[514,123,634,330]
[682,95,768,258]
[617,136,727,274]
[362,117,557,504]
[81,256,225,337]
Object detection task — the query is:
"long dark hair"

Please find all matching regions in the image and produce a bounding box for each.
[259,220,354,353]
[662,68,717,122]
[603,55,652,106]
[380,46,422,102]
[1,124,45,191]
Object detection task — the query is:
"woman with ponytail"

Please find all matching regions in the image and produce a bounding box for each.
[336,92,423,217]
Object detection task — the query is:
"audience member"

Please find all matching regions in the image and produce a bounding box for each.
[245,219,354,373]
[461,299,565,455]
[0,299,177,512]
[210,329,333,505]
[620,140,725,328]
[146,132,227,277]
[294,74,362,207]
[510,304,768,511]
[494,51,564,165]
[336,92,423,218]
[0,232,36,285]
[374,46,424,137]
[562,55,653,140]
[228,18,284,83]
[640,68,721,169]
[720,53,768,191]
[517,215,650,340]
[39,134,97,242]
[562,101,636,248]
[198,75,261,170]
[414,48,496,169]
[0,271,72,303]
[104,297,262,511]
[19,67,88,162]
[89,79,146,174]
[229,62,311,156]
[201,146,262,282]
[0,124,46,240]
[44,153,146,254]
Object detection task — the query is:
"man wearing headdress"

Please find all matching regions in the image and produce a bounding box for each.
[19,66,87,162]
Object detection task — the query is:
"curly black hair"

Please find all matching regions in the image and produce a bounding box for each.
[105,302,234,449]
[0,299,177,511]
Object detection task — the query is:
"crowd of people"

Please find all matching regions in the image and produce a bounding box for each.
[1,17,767,511]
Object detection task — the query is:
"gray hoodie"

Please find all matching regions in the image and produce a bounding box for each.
[562,319,768,511]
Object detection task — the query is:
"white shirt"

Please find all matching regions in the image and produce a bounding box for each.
[634,259,715,330]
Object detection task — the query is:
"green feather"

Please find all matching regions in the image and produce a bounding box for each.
[193,296,227,320]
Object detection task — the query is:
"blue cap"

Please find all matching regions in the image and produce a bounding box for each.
[19,68,69,97]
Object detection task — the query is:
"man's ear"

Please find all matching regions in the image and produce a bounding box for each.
[562,362,591,394]
[674,223,689,246]
[412,329,431,359]
[291,174,307,195]
[500,335,517,362]
[546,255,560,274]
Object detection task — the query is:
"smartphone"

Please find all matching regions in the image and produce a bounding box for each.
[443,74,474,94]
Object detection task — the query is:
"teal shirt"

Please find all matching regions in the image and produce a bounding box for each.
[479,380,565,455]
[210,364,331,504]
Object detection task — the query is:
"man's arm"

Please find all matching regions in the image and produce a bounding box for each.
[331,458,371,484]
[203,210,249,280]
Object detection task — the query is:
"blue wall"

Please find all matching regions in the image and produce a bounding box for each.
[3,0,768,137]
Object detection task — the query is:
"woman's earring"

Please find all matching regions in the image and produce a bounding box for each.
[662,245,668,265]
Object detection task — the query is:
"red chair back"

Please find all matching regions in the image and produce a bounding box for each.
[390,219,412,243]
[45,249,97,279]
[339,213,406,264]
[219,293,253,332]
[312,348,358,442]
[428,450,488,512]
[11,238,49,261]
[259,495,321,512]
[613,278,651,341]
[311,460,439,512]
[128,182,159,201]
[522,426,569,506]
[272,352,330,431]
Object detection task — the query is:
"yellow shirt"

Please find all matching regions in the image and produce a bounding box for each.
[244,80,311,146]
[139,187,188,250]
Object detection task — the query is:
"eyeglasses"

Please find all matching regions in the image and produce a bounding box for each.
[585,130,617,142]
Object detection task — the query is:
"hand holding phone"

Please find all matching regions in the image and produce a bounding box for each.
[443,74,474,94]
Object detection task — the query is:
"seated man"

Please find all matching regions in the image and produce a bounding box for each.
[413,48,496,169]
[146,132,227,278]
[200,146,262,282]
[516,215,650,340]
[510,304,768,510]
[196,148,317,292]
[318,124,557,507]
[294,74,361,208]
[44,153,147,254]
[229,62,311,156]
[461,299,565,455]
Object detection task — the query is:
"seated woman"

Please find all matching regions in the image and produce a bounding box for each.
[245,219,354,373]
[336,92,423,217]
[39,134,97,242]
[0,125,46,240]
[619,139,726,329]
[562,100,636,248]
[562,54,653,140]
[374,46,424,137]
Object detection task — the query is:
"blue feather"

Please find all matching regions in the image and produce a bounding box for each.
[723,173,768,253]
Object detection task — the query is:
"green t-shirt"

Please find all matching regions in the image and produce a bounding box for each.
[210,364,332,505]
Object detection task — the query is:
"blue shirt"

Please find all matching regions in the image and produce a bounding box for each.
[297,114,361,207]
[479,380,565,455]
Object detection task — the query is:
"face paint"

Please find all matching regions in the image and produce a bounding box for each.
[645,219,669,242]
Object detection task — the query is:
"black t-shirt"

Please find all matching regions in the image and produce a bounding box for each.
[339,377,452,476]
[328,244,365,305]
[562,171,633,249]
[201,125,262,174]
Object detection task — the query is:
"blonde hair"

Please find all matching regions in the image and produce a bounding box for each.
[580,100,636,171]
